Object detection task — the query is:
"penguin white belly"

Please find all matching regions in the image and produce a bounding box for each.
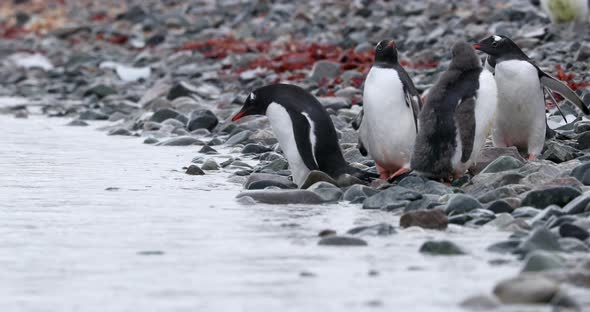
[360,67,416,170]
[266,103,312,187]
[451,69,498,175]
[468,69,498,167]
[493,60,545,156]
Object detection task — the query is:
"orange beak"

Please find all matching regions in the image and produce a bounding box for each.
[231,111,246,122]
[473,44,481,49]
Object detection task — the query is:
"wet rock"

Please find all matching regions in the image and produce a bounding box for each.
[185,165,205,175]
[318,229,337,237]
[575,43,590,62]
[346,223,396,236]
[559,237,590,252]
[477,186,518,204]
[187,109,218,131]
[260,158,289,172]
[342,184,378,203]
[562,194,590,214]
[235,190,324,204]
[398,176,452,195]
[570,162,590,185]
[108,127,132,136]
[143,137,158,144]
[318,97,351,110]
[335,174,365,187]
[156,136,203,146]
[517,227,561,255]
[543,140,581,162]
[445,194,482,215]
[472,147,525,174]
[225,130,253,146]
[487,240,521,254]
[79,109,109,121]
[309,60,340,82]
[400,209,448,230]
[493,274,559,304]
[245,173,296,189]
[242,143,272,154]
[318,236,368,246]
[84,84,116,98]
[404,195,442,212]
[459,294,500,311]
[150,108,188,125]
[486,200,515,214]
[201,159,220,171]
[522,250,564,272]
[481,156,524,174]
[163,118,186,129]
[559,223,590,241]
[307,181,343,202]
[167,81,200,100]
[521,186,582,208]
[419,240,466,255]
[362,186,422,211]
[199,145,218,154]
[66,119,88,126]
[300,171,338,189]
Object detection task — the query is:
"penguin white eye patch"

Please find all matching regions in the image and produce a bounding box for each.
[493,35,502,42]
[249,92,256,100]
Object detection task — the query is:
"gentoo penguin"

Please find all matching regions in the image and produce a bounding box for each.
[358,39,422,180]
[474,35,589,159]
[411,42,497,180]
[231,84,376,187]
[540,0,588,33]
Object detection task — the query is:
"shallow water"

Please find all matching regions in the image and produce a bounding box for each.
[0,116,584,312]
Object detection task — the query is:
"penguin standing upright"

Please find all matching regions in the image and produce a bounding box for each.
[411,42,497,180]
[359,40,422,180]
[474,35,589,159]
[232,84,375,187]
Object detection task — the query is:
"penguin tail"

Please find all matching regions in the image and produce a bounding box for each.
[342,165,379,183]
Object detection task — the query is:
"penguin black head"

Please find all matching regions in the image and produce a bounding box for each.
[449,41,481,71]
[232,91,268,121]
[473,35,524,59]
[374,40,398,64]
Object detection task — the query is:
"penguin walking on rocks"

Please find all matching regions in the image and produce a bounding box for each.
[411,42,497,180]
[359,40,422,180]
[474,35,589,160]
[232,84,376,187]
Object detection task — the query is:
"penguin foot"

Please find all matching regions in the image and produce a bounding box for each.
[388,168,411,181]
[527,154,537,161]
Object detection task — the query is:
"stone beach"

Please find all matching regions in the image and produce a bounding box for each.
[1,0,590,310]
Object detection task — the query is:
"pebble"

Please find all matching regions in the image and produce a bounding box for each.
[559,223,590,241]
[400,209,448,230]
[185,165,205,175]
[362,186,422,211]
[307,181,343,202]
[235,190,324,204]
[199,145,219,154]
[300,171,338,189]
[419,240,466,255]
[66,119,89,126]
[309,60,340,82]
[225,130,253,146]
[318,236,368,246]
[342,184,379,203]
[480,155,524,174]
[493,274,560,304]
[156,136,203,146]
[520,186,582,209]
[201,159,220,171]
[445,194,483,215]
[570,162,590,185]
[187,109,218,131]
[150,108,188,125]
[516,227,561,255]
[346,223,396,236]
[521,250,564,272]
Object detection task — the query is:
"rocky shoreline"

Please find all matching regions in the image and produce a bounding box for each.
[1,0,590,310]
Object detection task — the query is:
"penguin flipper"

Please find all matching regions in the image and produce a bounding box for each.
[288,111,320,171]
[455,97,476,163]
[352,108,363,131]
[540,74,590,115]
